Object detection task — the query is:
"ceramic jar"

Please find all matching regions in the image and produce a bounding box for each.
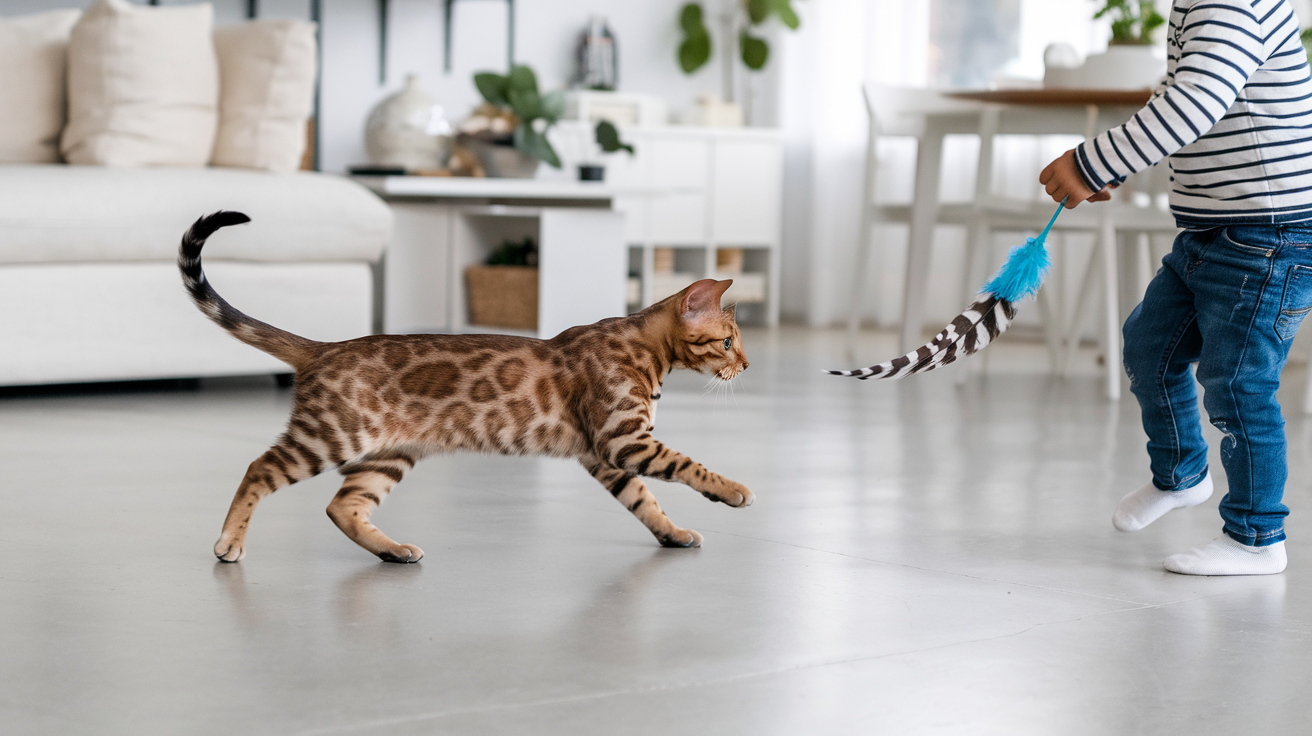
[364,74,452,171]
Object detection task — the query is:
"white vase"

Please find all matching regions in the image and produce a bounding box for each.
[1044,44,1165,90]
[364,74,452,171]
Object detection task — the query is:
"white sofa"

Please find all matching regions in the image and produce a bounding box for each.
[0,164,391,386]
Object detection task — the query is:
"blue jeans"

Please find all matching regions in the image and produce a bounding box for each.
[1122,225,1312,547]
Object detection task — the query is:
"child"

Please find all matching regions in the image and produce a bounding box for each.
[1040,0,1312,575]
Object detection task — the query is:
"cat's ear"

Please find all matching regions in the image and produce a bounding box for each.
[722,303,737,321]
[681,279,733,321]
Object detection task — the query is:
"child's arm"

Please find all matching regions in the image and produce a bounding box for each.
[1046,1,1289,205]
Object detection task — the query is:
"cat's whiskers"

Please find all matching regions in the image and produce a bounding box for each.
[703,374,722,396]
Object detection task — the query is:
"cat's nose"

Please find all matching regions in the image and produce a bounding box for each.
[741,360,749,370]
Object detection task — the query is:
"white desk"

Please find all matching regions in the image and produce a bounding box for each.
[357,177,627,339]
[891,88,1152,353]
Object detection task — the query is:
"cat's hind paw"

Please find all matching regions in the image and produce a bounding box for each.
[214,539,246,563]
[378,543,424,564]
[660,529,703,548]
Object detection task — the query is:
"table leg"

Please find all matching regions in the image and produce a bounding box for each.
[899,124,947,353]
[1100,211,1121,401]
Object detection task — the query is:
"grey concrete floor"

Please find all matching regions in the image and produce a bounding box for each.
[3,327,1312,735]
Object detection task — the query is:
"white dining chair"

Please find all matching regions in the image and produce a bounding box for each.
[845,85,983,356]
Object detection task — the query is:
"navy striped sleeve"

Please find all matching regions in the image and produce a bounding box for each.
[1075,0,1264,188]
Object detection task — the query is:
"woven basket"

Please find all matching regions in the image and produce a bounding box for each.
[465,265,538,330]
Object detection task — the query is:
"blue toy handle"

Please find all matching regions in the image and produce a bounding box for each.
[1038,196,1069,243]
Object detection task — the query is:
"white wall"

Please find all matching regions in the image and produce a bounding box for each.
[316,0,746,174]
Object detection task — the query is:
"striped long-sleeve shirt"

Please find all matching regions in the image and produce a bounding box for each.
[1075,0,1312,225]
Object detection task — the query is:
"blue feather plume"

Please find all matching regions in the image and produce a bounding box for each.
[979,197,1065,303]
[980,236,1051,302]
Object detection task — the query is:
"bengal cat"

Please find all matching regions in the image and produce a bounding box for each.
[179,212,753,563]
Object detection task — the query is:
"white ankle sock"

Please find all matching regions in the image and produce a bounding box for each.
[1112,473,1213,532]
[1164,536,1287,576]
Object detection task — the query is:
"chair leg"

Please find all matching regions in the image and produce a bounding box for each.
[1303,335,1312,414]
[847,109,882,361]
[1035,284,1061,373]
[850,225,871,359]
[1135,232,1153,300]
[1100,216,1121,401]
[1061,240,1100,377]
[1034,231,1063,374]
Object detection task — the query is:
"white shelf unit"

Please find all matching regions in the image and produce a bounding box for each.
[362,178,627,339]
[551,123,784,326]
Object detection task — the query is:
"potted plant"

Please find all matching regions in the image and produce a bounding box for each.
[676,0,802,109]
[458,65,564,178]
[1096,0,1164,45]
[1045,0,1166,89]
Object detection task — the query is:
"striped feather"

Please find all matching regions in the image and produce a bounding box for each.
[825,295,1018,380]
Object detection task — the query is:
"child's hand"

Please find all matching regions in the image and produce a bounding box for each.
[1040,149,1112,208]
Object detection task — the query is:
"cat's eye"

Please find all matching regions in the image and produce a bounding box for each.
[723,338,732,350]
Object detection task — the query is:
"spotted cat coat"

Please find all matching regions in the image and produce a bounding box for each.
[179,211,753,563]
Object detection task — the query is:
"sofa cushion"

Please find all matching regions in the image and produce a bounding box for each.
[62,0,218,168]
[0,9,81,164]
[212,19,318,173]
[0,165,390,264]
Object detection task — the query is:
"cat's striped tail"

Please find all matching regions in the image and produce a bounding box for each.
[179,211,320,371]
[825,295,1018,380]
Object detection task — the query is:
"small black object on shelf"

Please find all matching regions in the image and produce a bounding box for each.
[486,237,538,267]
[578,165,605,181]
[348,165,407,176]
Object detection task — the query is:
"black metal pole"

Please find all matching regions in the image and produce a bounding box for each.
[311,0,322,171]
[246,0,257,19]
[506,0,514,68]
[443,0,454,72]
[378,0,389,85]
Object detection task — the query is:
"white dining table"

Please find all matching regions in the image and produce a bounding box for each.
[893,87,1154,353]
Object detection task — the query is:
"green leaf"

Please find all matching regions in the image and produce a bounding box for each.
[680,33,711,74]
[677,3,711,73]
[1138,4,1165,43]
[770,0,800,29]
[507,64,538,95]
[507,87,542,122]
[540,90,566,123]
[595,120,635,156]
[473,72,509,106]
[746,0,770,24]
[515,126,561,168]
[679,31,711,73]
[740,31,769,70]
[679,2,704,33]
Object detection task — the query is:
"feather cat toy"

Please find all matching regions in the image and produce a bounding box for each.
[828,197,1067,380]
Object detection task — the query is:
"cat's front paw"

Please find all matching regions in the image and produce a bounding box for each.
[214,538,246,563]
[706,481,753,508]
[377,543,424,564]
[659,529,703,548]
